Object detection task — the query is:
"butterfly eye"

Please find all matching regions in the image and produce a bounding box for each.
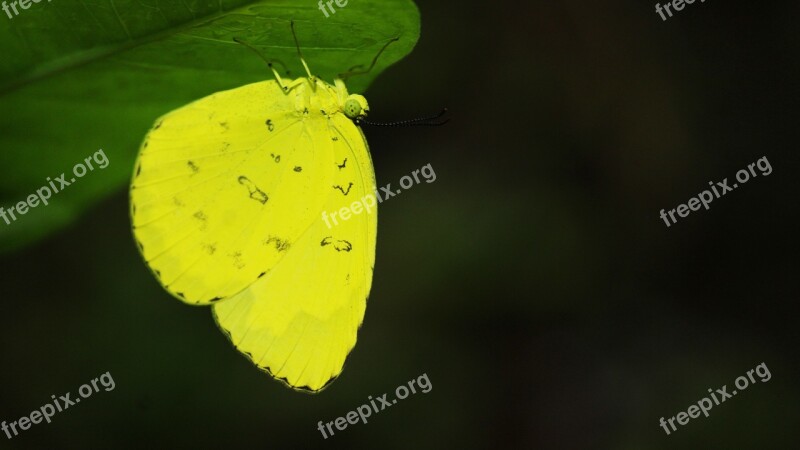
[343,99,363,120]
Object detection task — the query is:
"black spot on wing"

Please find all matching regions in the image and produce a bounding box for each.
[266,119,274,132]
[293,166,302,172]
[270,153,281,163]
[333,182,354,196]
[337,158,347,169]
[187,161,199,174]
[334,240,353,252]
[193,211,208,230]
[238,176,268,204]
[263,236,290,252]
[320,237,353,252]
[229,251,245,269]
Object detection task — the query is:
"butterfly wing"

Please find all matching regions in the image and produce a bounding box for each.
[212,112,378,392]
[130,81,335,305]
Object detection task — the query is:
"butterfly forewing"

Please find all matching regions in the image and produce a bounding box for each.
[131,81,335,305]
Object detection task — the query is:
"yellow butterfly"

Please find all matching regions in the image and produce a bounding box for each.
[130,22,396,392]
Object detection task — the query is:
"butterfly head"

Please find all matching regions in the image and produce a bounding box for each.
[343,94,369,121]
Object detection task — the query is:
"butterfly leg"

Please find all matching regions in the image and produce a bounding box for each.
[280,78,307,95]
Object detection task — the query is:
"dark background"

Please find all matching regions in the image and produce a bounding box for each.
[1,0,799,449]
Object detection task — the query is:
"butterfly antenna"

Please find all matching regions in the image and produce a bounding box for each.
[233,37,292,90]
[339,37,400,80]
[356,108,450,127]
[290,20,315,80]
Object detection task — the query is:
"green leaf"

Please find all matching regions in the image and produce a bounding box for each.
[0,0,420,253]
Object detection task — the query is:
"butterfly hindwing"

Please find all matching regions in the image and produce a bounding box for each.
[212,107,378,392]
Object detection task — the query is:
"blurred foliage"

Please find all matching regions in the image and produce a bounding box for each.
[0,0,419,253]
